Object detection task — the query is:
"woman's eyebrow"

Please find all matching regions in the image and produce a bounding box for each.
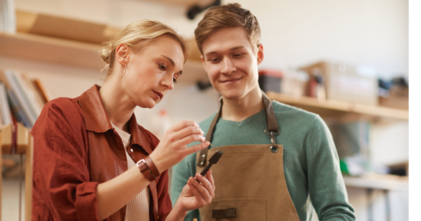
[161,55,175,66]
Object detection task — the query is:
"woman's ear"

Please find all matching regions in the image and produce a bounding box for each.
[115,43,130,67]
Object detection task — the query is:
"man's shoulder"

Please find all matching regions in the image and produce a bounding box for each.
[271,100,321,130]
[272,100,318,120]
[198,112,217,134]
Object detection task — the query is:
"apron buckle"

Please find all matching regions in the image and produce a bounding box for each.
[264,130,280,153]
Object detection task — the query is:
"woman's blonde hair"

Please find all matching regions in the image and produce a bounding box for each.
[100,20,188,74]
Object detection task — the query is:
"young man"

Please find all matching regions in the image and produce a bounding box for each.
[171,3,355,221]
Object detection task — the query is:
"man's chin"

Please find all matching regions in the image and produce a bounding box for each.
[220,91,244,100]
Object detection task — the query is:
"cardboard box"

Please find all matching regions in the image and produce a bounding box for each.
[300,61,378,106]
[379,87,408,110]
[258,69,283,93]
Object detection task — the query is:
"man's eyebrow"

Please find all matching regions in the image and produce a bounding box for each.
[204,46,246,57]
[161,55,182,75]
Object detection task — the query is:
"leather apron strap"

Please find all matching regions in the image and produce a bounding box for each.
[197,91,280,167]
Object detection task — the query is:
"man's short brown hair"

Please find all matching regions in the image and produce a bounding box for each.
[194,3,261,55]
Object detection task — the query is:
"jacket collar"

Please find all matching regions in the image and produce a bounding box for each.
[77,85,154,154]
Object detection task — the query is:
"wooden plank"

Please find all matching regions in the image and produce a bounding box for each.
[16,123,29,154]
[0,32,104,70]
[25,136,34,221]
[343,175,408,191]
[0,130,2,220]
[0,124,13,154]
[145,0,215,7]
[266,91,409,121]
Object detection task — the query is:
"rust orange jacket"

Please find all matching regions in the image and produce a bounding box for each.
[32,85,171,221]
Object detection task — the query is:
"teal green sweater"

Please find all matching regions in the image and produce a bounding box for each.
[170,101,355,221]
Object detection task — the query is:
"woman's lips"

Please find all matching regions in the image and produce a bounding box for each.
[153,90,163,100]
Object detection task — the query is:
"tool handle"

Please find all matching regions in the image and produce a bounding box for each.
[195,163,212,181]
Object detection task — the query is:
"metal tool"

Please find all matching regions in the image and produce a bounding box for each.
[196,149,224,179]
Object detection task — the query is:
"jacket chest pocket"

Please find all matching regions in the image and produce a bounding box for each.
[210,198,266,221]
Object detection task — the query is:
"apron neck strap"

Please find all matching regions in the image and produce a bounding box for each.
[198,91,280,167]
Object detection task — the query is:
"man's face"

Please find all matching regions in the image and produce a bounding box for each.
[201,27,264,101]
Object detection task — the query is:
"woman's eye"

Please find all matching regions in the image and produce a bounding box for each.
[159,64,167,71]
[173,74,180,83]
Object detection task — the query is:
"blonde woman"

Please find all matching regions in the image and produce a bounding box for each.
[31,20,215,221]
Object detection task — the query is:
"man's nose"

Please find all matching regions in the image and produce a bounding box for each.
[220,57,236,74]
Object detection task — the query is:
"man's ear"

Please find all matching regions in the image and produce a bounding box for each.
[257,44,264,65]
[115,43,130,67]
[201,55,207,69]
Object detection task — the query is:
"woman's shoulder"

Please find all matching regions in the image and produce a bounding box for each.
[43,97,83,117]
[36,97,85,127]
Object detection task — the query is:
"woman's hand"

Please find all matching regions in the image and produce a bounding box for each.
[177,170,216,211]
[149,120,209,173]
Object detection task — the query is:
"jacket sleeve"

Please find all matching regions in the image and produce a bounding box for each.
[32,99,101,221]
[306,115,356,221]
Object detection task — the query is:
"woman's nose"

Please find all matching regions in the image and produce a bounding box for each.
[161,74,174,90]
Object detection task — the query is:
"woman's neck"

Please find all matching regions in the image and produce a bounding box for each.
[221,87,264,122]
[99,74,135,133]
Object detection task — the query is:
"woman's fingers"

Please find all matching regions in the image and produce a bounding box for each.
[180,142,209,156]
[195,173,215,199]
[189,176,213,204]
[168,120,198,133]
[170,125,204,142]
[187,178,206,204]
[205,170,216,192]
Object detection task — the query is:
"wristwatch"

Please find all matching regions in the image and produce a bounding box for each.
[136,157,160,181]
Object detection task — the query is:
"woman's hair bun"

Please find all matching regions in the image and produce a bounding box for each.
[100,47,111,64]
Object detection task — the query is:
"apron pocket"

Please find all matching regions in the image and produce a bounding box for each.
[210,198,267,221]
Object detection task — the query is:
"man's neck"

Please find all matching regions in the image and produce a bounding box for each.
[221,88,264,122]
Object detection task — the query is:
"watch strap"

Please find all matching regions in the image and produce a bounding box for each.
[136,157,159,181]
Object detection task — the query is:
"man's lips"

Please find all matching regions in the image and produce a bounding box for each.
[153,90,163,100]
[220,77,242,83]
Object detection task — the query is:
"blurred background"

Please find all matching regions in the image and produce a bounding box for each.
[0,0,410,220]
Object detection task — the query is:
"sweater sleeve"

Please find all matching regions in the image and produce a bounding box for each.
[32,99,100,221]
[306,115,356,221]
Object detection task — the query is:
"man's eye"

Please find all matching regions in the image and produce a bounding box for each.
[173,78,177,83]
[234,53,244,57]
[209,58,219,62]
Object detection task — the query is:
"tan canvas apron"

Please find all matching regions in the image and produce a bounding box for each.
[196,92,300,221]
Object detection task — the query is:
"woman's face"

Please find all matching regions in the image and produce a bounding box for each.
[123,35,184,109]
